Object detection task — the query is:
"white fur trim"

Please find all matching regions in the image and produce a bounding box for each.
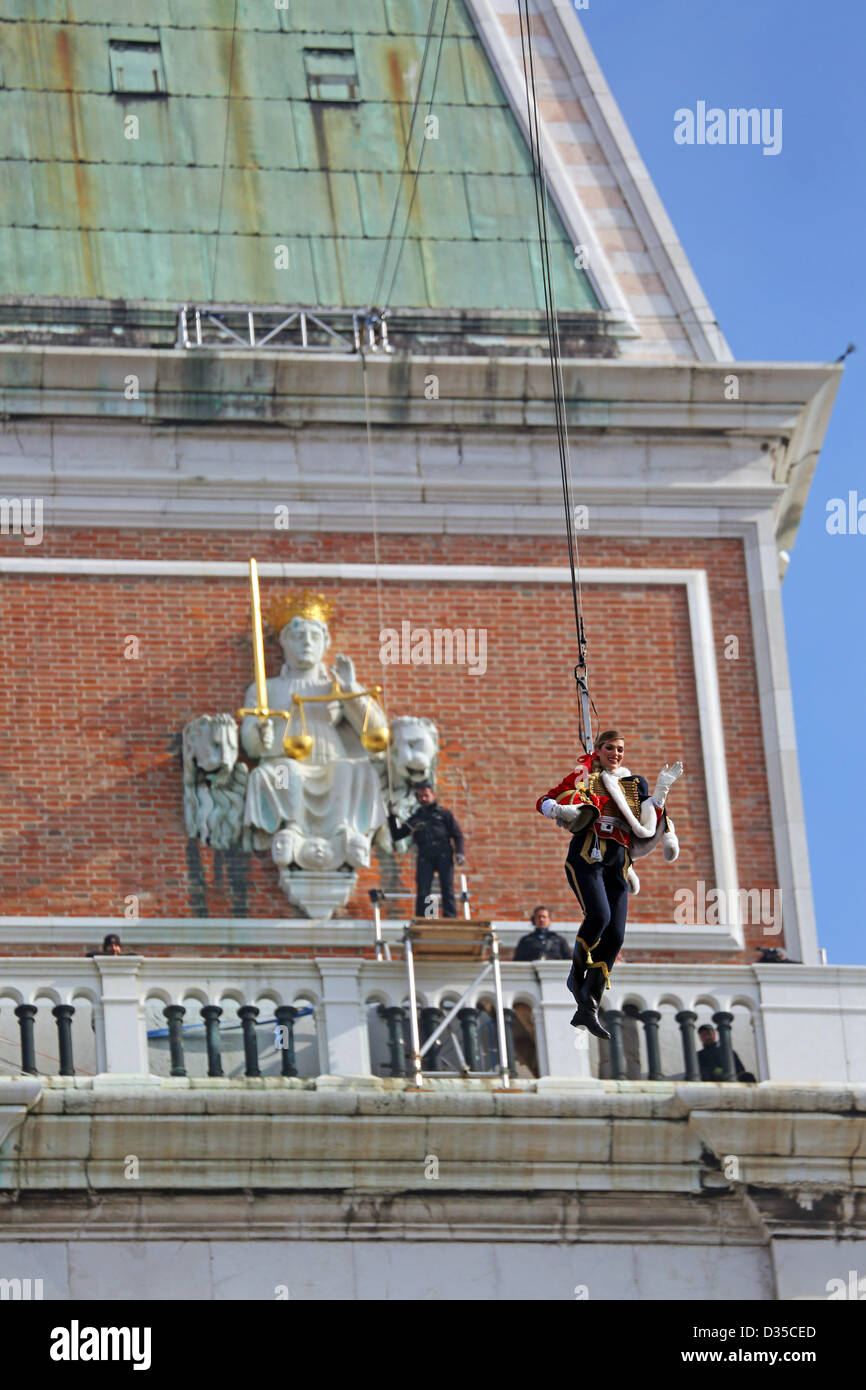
[662,828,679,862]
[600,771,655,838]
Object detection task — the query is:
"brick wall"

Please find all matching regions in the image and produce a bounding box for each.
[0,529,778,962]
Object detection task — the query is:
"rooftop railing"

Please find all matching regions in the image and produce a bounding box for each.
[1,957,862,1085]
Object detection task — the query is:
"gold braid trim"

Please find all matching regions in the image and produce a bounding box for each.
[576,936,611,990]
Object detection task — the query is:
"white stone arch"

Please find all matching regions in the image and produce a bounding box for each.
[214,987,246,1008]
[618,991,649,1014]
[0,989,26,1078]
[31,986,63,1006]
[252,989,282,1011]
[69,986,100,1007]
[655,991,687,1013]
[363,988,391,1010]
[143,987,173,1008]
[692,993,723,1015]
[179,987,209,1008]
[291,988,321,1009]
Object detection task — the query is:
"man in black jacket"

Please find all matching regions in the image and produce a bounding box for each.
[513,906,572,961]
[697,1024,756,1082]
[389,782,465,918]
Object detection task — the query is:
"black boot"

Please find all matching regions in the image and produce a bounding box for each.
[571,968,611,1040]
[566,942,588,1010]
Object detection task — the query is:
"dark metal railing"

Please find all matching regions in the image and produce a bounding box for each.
[599,1007,752,1082]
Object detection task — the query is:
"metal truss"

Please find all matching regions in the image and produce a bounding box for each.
[176,304,392,353]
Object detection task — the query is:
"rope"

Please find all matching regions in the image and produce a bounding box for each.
[516,0,595,748]
[361,355,395,805]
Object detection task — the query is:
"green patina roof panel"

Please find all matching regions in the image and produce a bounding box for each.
[355,172,474,240]
[0,1,600,313]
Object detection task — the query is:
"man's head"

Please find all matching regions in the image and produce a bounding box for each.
[531,906,551,930]
[698,1025,717,1046]
[102,933,122,956]
[593,730,625,772]
[415,781,435,806]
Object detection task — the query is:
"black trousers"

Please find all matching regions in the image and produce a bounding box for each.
[564,834,629,1001]
[416,853,457,918]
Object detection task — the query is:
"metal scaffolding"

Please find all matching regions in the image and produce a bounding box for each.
[176,304,392,353]
[369,880,511,1088]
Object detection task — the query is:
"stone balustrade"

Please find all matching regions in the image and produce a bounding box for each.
[0,957,864,1084]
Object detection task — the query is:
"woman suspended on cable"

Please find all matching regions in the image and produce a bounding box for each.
[536,729,683,1038]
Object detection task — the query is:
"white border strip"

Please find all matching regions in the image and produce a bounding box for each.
[0,917,741,953]
[1,560,741,948]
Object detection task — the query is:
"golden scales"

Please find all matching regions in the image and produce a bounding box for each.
[236,558,390,758]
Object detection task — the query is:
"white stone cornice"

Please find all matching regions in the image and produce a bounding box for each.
[0,916,742,953]
[0,345,839,425]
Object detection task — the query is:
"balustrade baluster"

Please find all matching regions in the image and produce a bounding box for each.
[200,1004,224,1078]
[420,1007,444,1072]
[238,1005,261,1078]
[164,1004,187,1077]
[713,1010,737,1081]
[676,1010,701,1081]
[378,1005,408,1078]
[458,1007,481,1073]
[502,1007,518,1078]
[639,1009,663,1080]
[274,1005,299,1077]
[52,1003,75,1076]
[15,1003,38,1075]
[602,1009,626,1079]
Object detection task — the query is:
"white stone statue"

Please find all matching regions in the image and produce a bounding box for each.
[181,589,440,917]
[182,713,248,851]
[239,592,387,915]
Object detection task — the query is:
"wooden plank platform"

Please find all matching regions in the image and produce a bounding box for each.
[406,918,492,960]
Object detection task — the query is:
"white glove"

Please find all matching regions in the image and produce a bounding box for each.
[662,828,679,862]
[553,803,595,832]
[627,866,640,895]
[653,761,683,808]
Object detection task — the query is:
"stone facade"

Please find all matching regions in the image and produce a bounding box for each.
[2,1077,864,1301]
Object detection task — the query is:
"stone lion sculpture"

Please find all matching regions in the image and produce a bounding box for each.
[182,714,249,851]
[376,715,440,854]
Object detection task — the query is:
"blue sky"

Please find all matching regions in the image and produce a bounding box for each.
[574,0,865,962]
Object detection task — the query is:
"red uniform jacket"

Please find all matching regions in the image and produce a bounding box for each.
[537,757,658,849]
